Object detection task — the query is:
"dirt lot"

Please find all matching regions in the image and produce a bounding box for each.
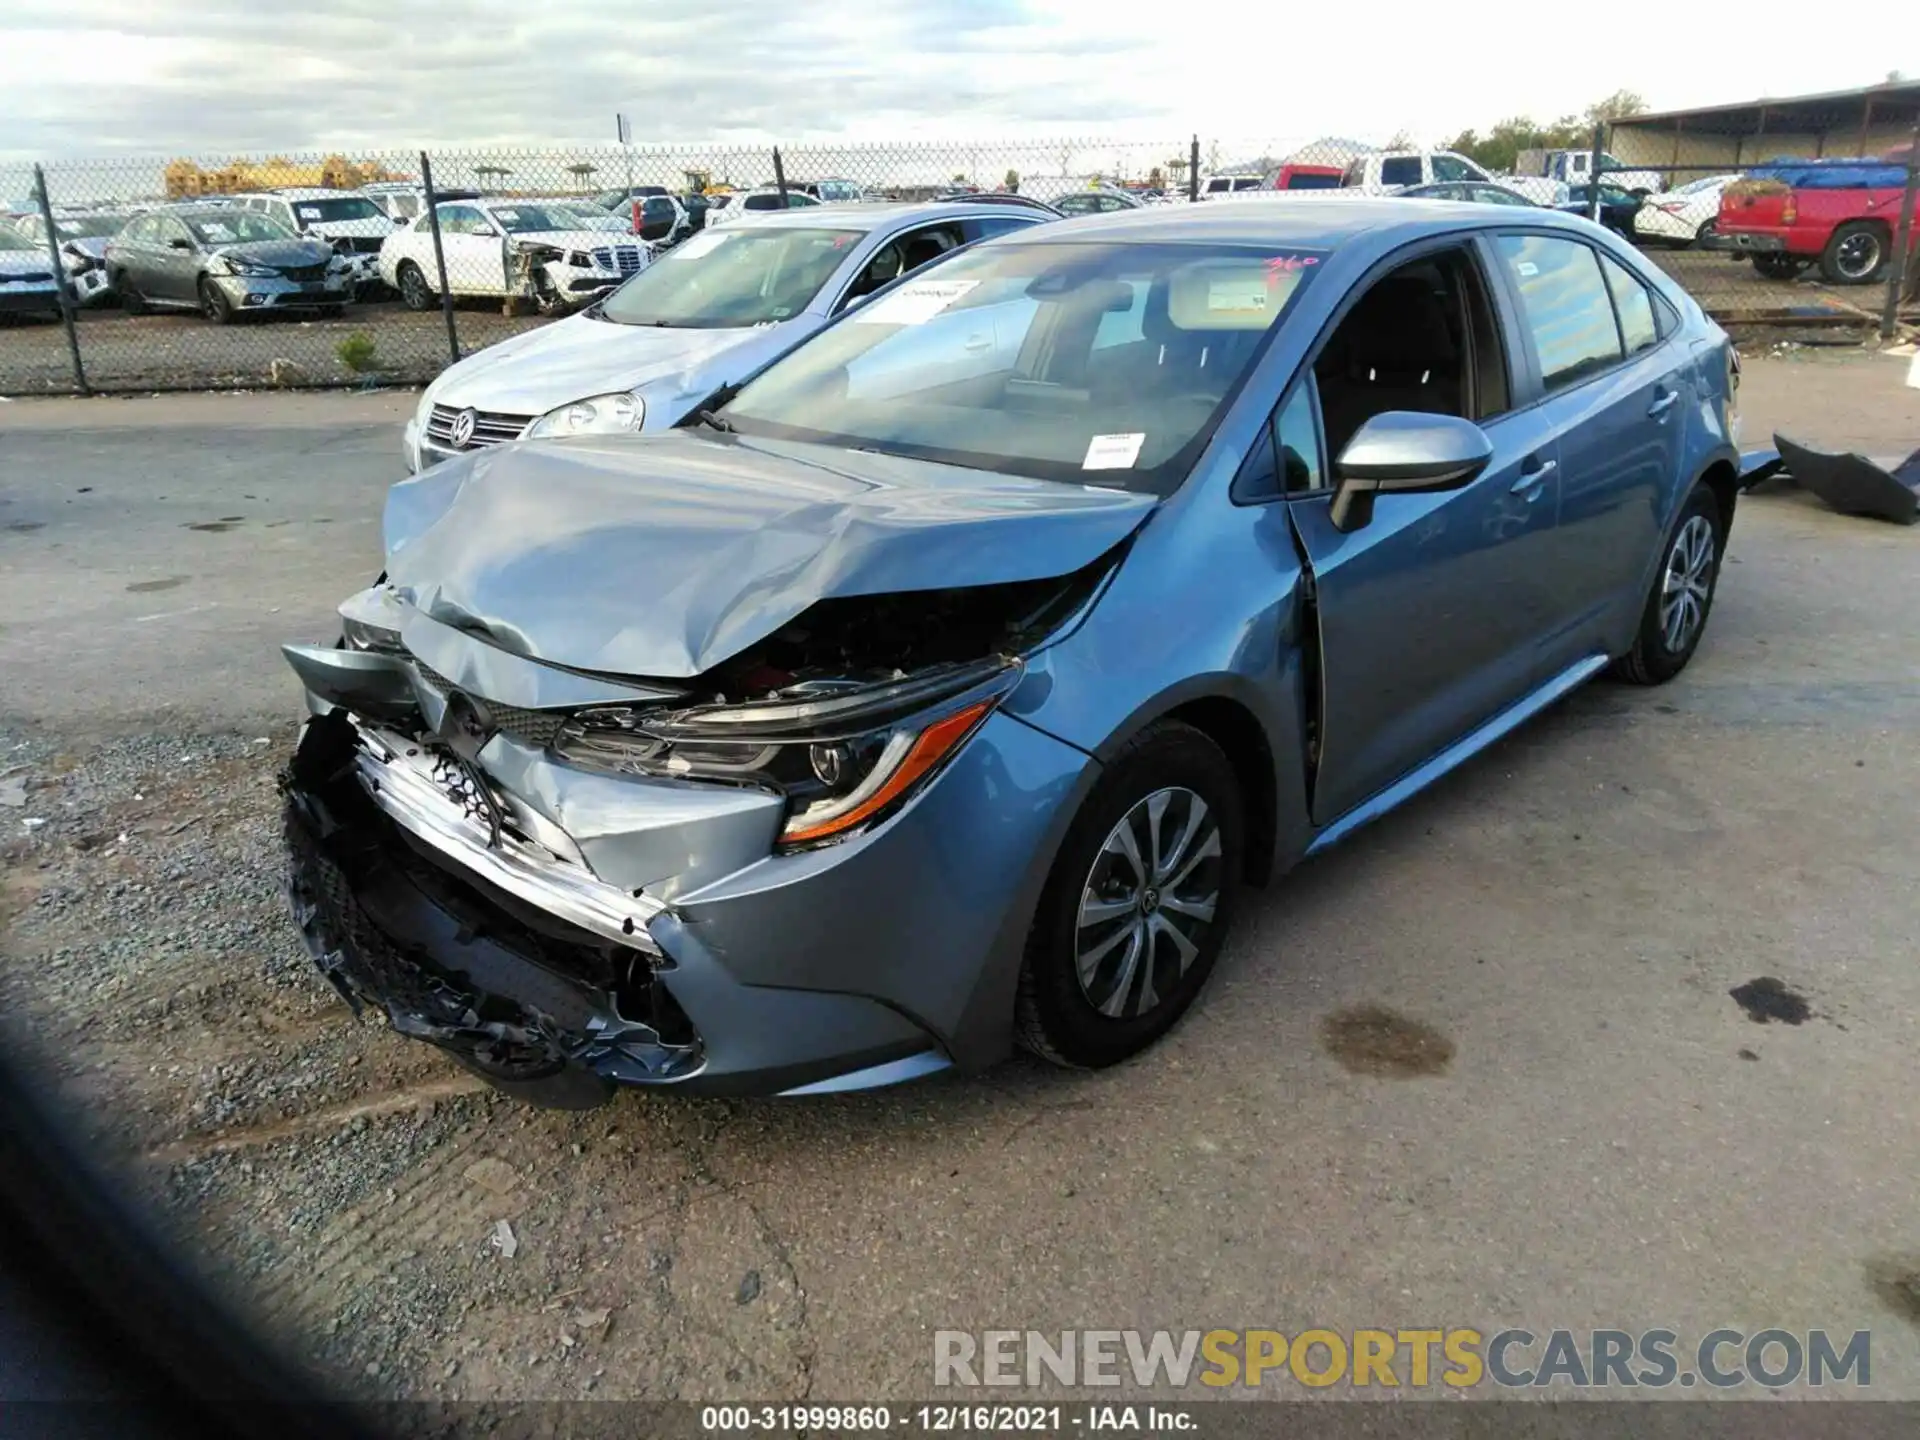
[1,245,1909,397]
[2,349,1919,1404]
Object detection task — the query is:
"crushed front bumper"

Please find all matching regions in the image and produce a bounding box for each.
[278,689,1089,1102]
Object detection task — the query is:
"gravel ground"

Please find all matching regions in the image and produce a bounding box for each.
[2,347,1919,1406]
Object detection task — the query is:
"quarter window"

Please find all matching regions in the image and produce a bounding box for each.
[1494,234,1623,391]
[1599,252,1659,355]
[1380,157,1422,187]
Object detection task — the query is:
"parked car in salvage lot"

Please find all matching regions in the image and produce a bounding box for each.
[1717,156,1911,284]
[6,210,129,304]
[378,197,650,316]
[228,189,398,297]
[0,226,65,318]
[1633,174,1739,248]
[401,201,1049,473]
[284,199,1744,1107]
[104,207,351,322]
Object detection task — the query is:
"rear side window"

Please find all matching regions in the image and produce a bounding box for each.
[1599,252,1659,355]
[1380,157,1422,187]
[1494,233,1623,391]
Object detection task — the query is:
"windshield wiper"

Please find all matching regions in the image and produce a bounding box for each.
[684,381,743,433]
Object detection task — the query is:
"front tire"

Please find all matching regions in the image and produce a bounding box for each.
[1613,484,1725,686]
[1016,721,1242,1069]
[1692,219,1718,248]
[114,270,147,316]
[198,277,234,325]
[397,261,435,312]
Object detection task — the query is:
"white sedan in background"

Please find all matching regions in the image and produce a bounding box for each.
[378,198,650,314]
[401,201,1048,473]
[1633,174,1739,247]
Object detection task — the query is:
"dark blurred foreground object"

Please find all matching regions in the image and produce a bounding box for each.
[1770,432,1920,524]
[0,1045,369,1439]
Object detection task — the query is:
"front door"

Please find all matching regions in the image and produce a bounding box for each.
[153,217,201,304]
[1285,243,1564,826]
[436,206,507,295]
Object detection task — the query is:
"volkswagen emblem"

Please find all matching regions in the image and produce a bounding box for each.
[448,407,479,449]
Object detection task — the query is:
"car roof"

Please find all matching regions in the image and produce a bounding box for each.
[1007,196,1595,248]
[738,200,1058,232]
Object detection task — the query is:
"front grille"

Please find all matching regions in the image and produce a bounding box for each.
[412,661,570,750]
[277,261,330,282]
[425,403,533,451]
[589,244,645,275]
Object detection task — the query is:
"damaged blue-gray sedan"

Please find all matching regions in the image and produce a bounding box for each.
[282,200,1742,1107]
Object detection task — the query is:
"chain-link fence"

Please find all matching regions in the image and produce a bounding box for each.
[3,129,1916,397]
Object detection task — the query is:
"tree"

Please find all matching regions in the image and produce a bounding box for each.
[1147,165,1165,190]
[1385,130,1416,151]
[1003,168,1020,192]
[1585,90,1648,125]
[566,162,598,191]
[952,172,968,184]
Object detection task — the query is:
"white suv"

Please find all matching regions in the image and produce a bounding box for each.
[230,190,396,295]
[707,188,824,227]
[378,197,650,315]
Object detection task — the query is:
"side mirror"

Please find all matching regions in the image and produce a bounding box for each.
[167,237,193,251]
[1329,412,1493,532]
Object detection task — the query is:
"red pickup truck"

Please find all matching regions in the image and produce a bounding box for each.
[1719,157,1912,285]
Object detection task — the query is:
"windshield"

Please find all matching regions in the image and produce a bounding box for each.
[183,212,296,245]
[289,196,385,225]
[724,240,1322,495]
[0,228,33,251]
[484,203,573,233]
[58,215,126,238]
[598,226,862,328]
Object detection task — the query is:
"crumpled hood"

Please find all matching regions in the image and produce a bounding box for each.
[423,314,766,417]
[214,238,335,269]
[383,431,1155,679]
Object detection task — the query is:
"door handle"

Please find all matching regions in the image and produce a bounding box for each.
[1511,458,1556,495]
[963,334,993,352]
[1647,390,1679,419]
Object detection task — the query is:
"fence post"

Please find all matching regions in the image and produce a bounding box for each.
[1188,135,1200,203]
[772,147,788,206]
[31,164,89,396]
[1880,122,1920,341]
[419,152,460,365]
[1587,124,1605,223]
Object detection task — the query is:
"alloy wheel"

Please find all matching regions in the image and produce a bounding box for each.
[1074,787,1223,1019]
[1835,231,1882,280]
[1659,514,1716,653]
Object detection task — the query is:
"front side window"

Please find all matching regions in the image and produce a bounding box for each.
[437,205,487,235]
[1432,155,1474,182]
[599,226,863,327]
[723,241,1322,495]
[1599,252,1659,355]
[1495,233,1623,391]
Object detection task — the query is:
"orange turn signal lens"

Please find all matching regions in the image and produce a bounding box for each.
[779,699,994,845]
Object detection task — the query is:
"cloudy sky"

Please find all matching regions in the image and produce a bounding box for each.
[1,0,1911,160]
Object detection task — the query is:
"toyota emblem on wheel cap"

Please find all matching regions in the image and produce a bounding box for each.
[448,407,478,448]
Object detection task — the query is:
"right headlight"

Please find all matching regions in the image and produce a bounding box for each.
[552,659,1020,848]
[525,391,644,438]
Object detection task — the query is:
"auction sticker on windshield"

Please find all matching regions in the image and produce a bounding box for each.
[855,279,979,325]
[1083,433,1146,470]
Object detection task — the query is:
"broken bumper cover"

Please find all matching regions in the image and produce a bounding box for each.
[279,700,1092,1097]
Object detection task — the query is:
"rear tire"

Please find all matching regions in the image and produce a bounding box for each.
[1818,221,1888,286]
[1015,721,1242,1069]
[1692,219,1718,248]
[1612,484,1725,686]
[397,261,435,312]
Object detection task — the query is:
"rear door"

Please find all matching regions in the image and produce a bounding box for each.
[1488,231,1685,675]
